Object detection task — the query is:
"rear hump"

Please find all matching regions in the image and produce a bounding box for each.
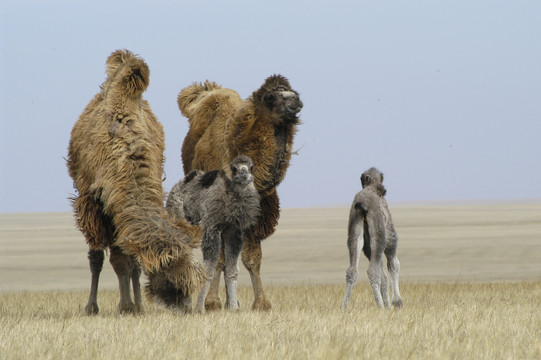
[177,80,221,119]
[104,49,149,97]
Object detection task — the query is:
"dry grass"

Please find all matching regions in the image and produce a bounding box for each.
[1,205,540,358]
[1,282,540,360]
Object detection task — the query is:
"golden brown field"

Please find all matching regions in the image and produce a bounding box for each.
[1,203,540,359]
[1,283,540,359]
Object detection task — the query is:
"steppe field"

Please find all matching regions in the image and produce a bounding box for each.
[1,203,540,359]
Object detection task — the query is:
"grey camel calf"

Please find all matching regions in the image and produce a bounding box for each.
[341,167,403,309]
[167,155,261,313]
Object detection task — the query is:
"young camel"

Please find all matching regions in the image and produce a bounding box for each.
[166,155,261,313]
[341,167,403,309]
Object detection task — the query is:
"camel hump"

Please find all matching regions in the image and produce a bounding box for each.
[104,49,150,96]
[177,80,222,119]
[178,80,242,138]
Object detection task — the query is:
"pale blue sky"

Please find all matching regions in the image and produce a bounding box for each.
[1,1,540,213]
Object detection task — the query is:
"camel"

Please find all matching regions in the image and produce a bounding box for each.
[341,168,403,309]
[177,74,303,310]
[67,49,206,314]
[166,155,261,313]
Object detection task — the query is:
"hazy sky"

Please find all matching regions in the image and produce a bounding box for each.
[1,1,540,213]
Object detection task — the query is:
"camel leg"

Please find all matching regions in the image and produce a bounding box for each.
[342,214,362,310]
[342,239,361,310]
[130,258,144,313]
[386,247,403,308]
[379,261,391,308]
[196,229,221,314]
[367,259,384,308]
[109,246,138,314]
[223,227,243,311]
[204,253,225,311]
[240,192,279,311]
[367,237,386,309]
[85,248,104,315]
[241,236,271,311]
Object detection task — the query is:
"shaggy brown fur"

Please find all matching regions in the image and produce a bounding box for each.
[178,75,302,310]
[67,49,206,314]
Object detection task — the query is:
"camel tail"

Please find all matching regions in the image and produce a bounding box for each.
[354,201,372,260]
[362,220,371,259]
[114,207,207,297]
[105,49,150,97]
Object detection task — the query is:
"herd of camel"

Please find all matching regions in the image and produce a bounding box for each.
[67,49,402,315]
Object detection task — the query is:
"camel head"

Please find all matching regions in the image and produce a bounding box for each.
[252,74,303,124]
[361,167,386,197]
[230,155,255,186]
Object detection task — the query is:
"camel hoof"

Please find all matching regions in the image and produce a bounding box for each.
[118,302,138,314]
[205,296,223,311]
[252,296,271,311]
[392,299,403,308]
[85,303,99,315]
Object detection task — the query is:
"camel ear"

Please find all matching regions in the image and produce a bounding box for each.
[361,174,370,188]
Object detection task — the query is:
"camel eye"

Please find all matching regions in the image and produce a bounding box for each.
[250,165,254,173]
[264,93,275,105]
[231,166,237,175]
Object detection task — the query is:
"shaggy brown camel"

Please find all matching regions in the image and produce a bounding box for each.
[177,74,303,310]
[67,49,206,314]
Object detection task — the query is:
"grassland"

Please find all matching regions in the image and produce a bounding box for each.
[1,203,540,359]
[1,282,540,359]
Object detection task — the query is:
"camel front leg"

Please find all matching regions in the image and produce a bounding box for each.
[196,228,221,314]
[110,246,138,314]
[85,248,104,315]
[204,253,225,311]
[223,227,243,310]
[131,259,144,313]
[241,236,271,311]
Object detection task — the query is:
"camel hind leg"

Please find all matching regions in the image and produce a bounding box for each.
[379,261,391,308]
[385,239,403,308]
[85,248,104,315]
[73,194,111,315]
[341,212,362,310]
[366,228,386,308]
[367,258,385,308]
